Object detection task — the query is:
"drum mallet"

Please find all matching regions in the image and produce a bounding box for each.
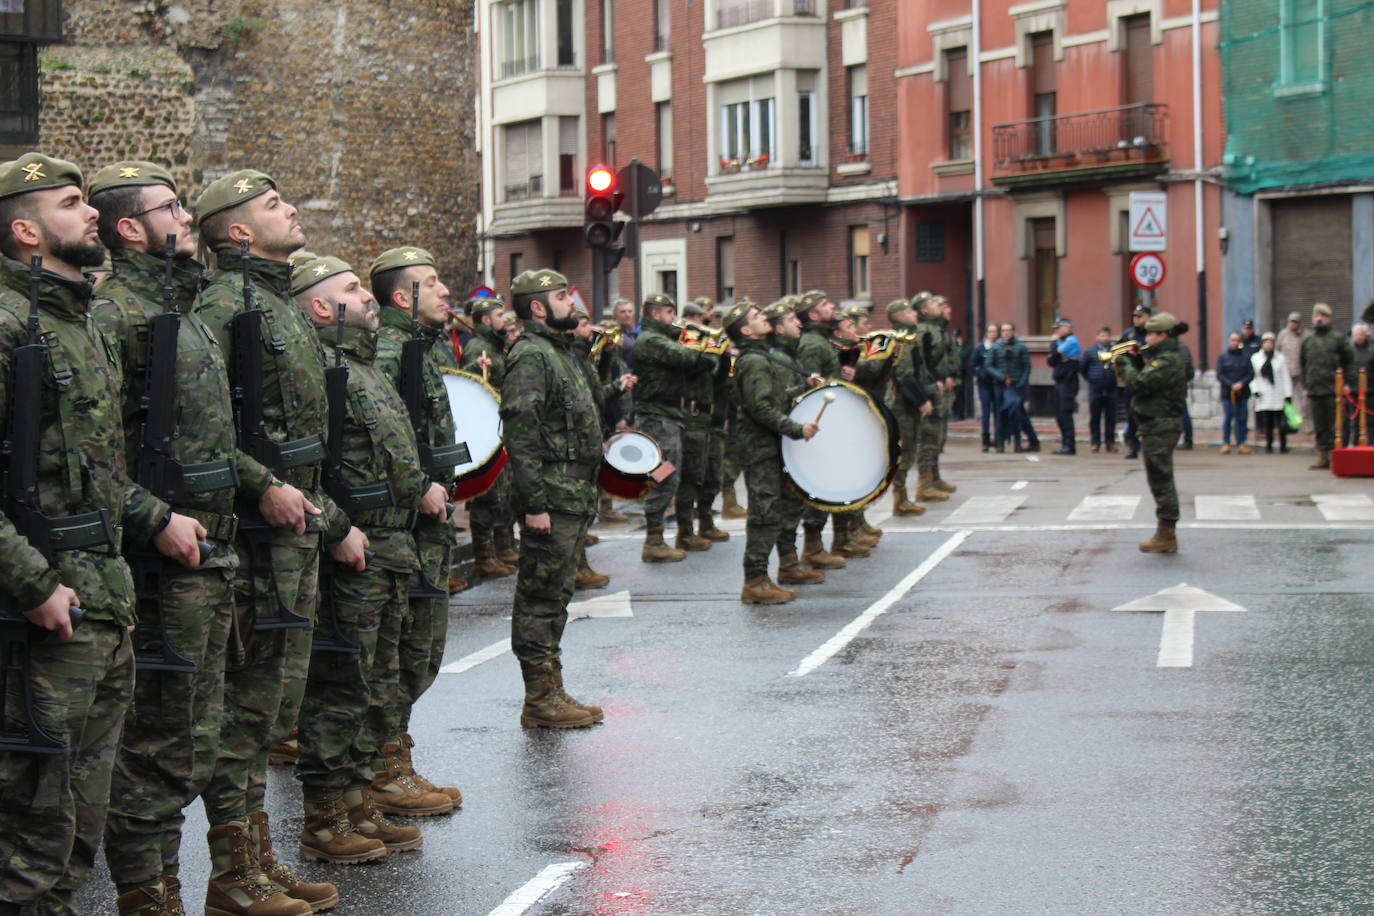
[813,391,837,429]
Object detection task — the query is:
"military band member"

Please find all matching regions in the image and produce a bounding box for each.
[460,295,517,580]
[368,246,464,813]
[676,299,723,551]
[501,269,604,728]
[1301,302,1354,470]
[723,301,819,604]
[913,294,957,503]
[886,297,926,515]
[838,305,886,546]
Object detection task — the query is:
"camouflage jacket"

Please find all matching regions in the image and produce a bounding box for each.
[632,316,712,421]
[1300,326,1355,397]
[92,248,240,565]
[680,351,719,428]
[318,323,425,573]
[0,256,168,622]
[460,322,507,389]
[707,351,734,431]
[888,320,930,414]
[852,342,893,404]
[193,249,349,547]
[500,320,601,518]
[796,321,840,379]
[914,315,955,397]
[769,334,809,400]
[374,307,459,547]
[733,338,806,462]
[1119,337,1187,420]
[570,336,622,421]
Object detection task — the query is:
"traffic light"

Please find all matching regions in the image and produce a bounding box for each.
[584,164,621,248]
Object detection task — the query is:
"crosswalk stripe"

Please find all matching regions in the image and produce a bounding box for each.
[944,494,1026,524]
[1067,495,1141,522]
[1312,493,1374,521]
[1194,494,1260,521]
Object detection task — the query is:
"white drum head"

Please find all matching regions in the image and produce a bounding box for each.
[442,371,503,476]
[606,431,661,475]
[780,384,890,507]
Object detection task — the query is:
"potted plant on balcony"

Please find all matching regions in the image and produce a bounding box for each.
[745,153,770,171]
[720,157,741,174]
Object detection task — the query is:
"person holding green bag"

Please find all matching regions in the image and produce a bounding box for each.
[1251,332,1294,454]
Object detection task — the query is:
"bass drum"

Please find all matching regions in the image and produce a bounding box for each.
[599,430,664,500]
[440,368,507,501]
[780,381,898,512]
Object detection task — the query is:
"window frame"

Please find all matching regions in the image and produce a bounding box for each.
[1277,0,1325,94]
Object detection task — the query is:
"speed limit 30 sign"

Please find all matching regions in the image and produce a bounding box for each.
[1129,252,1166,290]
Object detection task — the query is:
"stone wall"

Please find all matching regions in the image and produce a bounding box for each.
[25,0,478,291]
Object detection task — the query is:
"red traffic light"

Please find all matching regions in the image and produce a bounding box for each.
[587,166,615,194]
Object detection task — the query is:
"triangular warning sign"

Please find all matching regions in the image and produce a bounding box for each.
[1132,207,1165,238]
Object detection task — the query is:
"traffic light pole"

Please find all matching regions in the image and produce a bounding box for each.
[592,245,607,323]
[628,162,642,314]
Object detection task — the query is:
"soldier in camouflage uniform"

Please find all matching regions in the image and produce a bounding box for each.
[631,293,715,562]
[501,269,604,728]
[794,290,865,563]
[460,296,516,579]
[838,305,889,545]
[369,246,464,813]
[675,299,725,551]
[1116,312,1188,553]
[85,162,245,916]
[294,257,457,868]
[722,301,819,604]
[0,154,206,914]
[912,294,958,503]
[1300,302,1354,469]
[936,296,963,486]
[886,297,926,515]
[695,297,735,536]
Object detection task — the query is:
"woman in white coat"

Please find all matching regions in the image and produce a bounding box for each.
[1251,332,1293,453]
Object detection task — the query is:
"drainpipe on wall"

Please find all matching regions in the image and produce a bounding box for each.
[972,0,985,336]
[1192,0,1208,368]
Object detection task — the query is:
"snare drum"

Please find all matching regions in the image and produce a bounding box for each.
[780,381,897,512]
[599,430,664,500]
[440,369,507,501]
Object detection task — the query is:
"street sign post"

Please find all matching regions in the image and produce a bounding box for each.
[1128,191,1167,252]
[1129,252,1166,290]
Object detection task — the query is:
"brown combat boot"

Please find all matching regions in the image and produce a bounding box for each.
[641,528,686,563]
[116,878,183,915]
[832,529,872,558]
[343,785,422,853]
[741,575,796,605]
[473,540,514,579]
[892,485,926,517]
[847,515,880,549]
[856,510,883,540]
[674,517,712,551]
[597,495,629,524]
[397,732,462,806]
[371,743,455,817]
[777,545,825,585]
[247,810,338,913]
[721,486,748,518]
[1309,450,1331,470]
[519,662,600,729]
[447,574,469,592]
[1138,520,1179,554]
[697,509,730,542]
[802,529,846,569]
[584,531,600,546]
[493,527,520,565]
[267,726,298,767]
[162,877,187,916]
[575,551,610,590]
[298,787,387,865]
[932,462,957,493]
[915,472,949,502]
[204,822,313,916]
[552,658,605,721]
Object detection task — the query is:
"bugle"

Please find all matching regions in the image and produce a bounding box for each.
[672,319,730,355]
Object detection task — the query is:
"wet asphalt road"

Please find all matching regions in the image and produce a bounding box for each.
[77,440,1374,914]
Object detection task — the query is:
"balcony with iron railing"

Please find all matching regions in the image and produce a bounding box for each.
[990,103,1168,189]
[716,0,814,29]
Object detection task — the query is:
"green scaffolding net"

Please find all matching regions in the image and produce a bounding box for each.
[1221,0,1374,194]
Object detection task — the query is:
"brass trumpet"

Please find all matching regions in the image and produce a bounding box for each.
[672,319,730,355]
[1097,340,1140,363]
[589,324,623,360]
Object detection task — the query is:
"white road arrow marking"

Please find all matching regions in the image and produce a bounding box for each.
[441,592,633,674]
[1112,582,1246,668]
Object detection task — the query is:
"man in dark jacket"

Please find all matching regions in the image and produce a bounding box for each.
[1344,322,1373,446]
[1081,326,1120,452]
[1301,302,1354,468]
[986,322,1038,452]
[1216,331,1255,454]
[1047,317,1080,454]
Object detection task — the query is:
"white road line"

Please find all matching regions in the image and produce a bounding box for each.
[945,495,1026,524]
[440,638,510,675]
[1026,456,1040,462]
[1067,494,1141,522]
[787,530,970,678]
[587,520,1374,540]
[486,861,587,916]
[1313,493,1374,521]
[1011,480,1028,490]
[1195,494,1260,521]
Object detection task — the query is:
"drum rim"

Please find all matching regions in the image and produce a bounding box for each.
[439,367,505,473]
[783,379,895,513]
[603,429,664,477]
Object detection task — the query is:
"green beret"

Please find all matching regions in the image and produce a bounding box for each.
[643,292,676,312]
[799,289,828,312]
[1313,302,1333,318]
[369,246,435,280]
[1143,311,1178,333]
[290,255,354,297]
[886,298,911,317]
[720,300,754,332]
[692,295,714,309]
[0,153,83,201]
[87,160,175,198]
[195,169,276,224]
[287,249,320,269]
[910,290,933,308]
[511,268,568,296]
[469,295,504,317]
[762,300,791,320]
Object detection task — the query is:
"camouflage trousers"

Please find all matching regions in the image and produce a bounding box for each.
[775,478,805,550]
[893,408,918,487]
[698,428,726,513]
[638,413,683,529]
[721,419,746,493]
[397,540,451,734]
[0,622,133,911]
[204,534,319,826]
[1140,417,1182,522]
[467,466,513,543]
[743,458,784,579]
[1310,394,1337,453]
[675,421,716,519]
[104,564,234,891]
[916,405,949,475]
[511,510,593,666]
[297,565,411,788]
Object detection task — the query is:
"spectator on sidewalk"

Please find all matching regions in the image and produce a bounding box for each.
[1251,332,1293,454]
[987,322,1039,453]
[1238,319,1262,359]
[1047,317,1080,454]
[971,323,999,452]
[1082,326,1119,452]
[1217,331,1255,454]
[1276,310,1304,417]
[613,297,638,366]
[1343,321,1373,446]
